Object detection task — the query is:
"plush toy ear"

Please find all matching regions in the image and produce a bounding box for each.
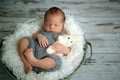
[66,30,71,35]
[73,34,80,41]
[58,35,63,40]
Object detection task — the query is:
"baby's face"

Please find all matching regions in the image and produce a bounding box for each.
[43,15,64,34]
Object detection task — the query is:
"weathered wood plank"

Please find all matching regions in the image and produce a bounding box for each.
[85,34,120,54]
[0,1,120,18]
[82,26,120,34]
[85,33,120,40]
[0,18,34,23]
[86,40,120,54]
[70,53,120,80]
[1,1,119,8]
[71,71,120,80]
[90,40,120,48]
[55,0,110,3]
[77,17,120,23]
[91,47,120,54]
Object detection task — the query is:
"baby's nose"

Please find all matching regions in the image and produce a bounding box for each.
[50,25,54,29]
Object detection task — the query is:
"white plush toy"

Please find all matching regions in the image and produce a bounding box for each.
[46,34,79,56]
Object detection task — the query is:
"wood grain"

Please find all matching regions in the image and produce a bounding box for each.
[0,0,120,80]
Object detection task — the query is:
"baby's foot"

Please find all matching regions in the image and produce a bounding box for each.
[24,48,36,66]
[24,65,33,74]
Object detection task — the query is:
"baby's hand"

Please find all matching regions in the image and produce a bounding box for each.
[52,43,71,55]
[37,33,48,47]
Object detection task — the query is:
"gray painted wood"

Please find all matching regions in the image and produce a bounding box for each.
[70,53,120,80]
[0,0,120,80]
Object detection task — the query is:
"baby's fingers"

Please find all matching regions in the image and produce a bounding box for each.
[43,40,48,47]
[39,39,48,47]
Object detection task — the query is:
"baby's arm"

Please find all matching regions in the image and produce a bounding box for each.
[32,28,48,47]
[37,33,48,47]
[32,28,40,39]
[52,43,71,56]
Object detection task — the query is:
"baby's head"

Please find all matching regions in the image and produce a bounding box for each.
[43,7,65,34]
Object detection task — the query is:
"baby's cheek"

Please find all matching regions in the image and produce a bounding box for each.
[57,28,63,33]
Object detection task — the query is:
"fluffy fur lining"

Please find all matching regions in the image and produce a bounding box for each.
[1,15,85,80]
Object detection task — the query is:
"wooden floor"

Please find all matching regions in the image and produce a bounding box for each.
[0,0,120,80]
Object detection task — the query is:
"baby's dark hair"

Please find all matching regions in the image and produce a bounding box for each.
[44,7,65,22]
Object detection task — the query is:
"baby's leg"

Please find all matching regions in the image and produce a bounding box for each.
[18,38,32,74]
[24,48,56,70]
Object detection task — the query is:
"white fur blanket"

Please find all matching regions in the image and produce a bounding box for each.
[1,16,85,80]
